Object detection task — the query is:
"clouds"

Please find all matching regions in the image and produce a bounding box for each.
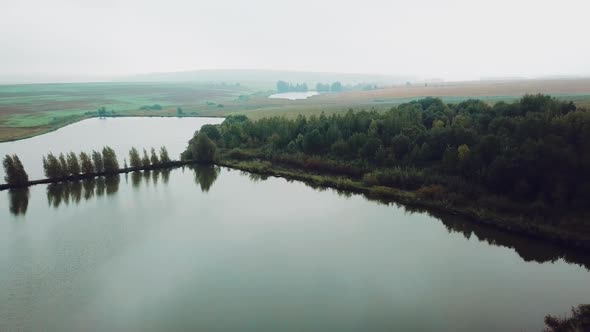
[1,0,589,82]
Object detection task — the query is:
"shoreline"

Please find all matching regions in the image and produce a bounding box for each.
[215,158,590,252]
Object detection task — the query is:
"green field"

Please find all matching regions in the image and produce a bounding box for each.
[2,79,590,142]
[0,82,257,141]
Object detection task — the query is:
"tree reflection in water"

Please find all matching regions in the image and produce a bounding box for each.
[238,169,590,271]
[7,165,588,272]
[190,164,220,192]
[8,188,29,216]
[130,169,170,189]
[47,175,120,208]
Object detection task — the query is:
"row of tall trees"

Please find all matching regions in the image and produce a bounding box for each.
[128,146,171,168]
[3,145,173,186]
[41,146,173,180]
[42,147,120,178]
[3,155,29,185]
[185,94,590,208]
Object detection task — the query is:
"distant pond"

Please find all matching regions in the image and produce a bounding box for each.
[268,91,320,100]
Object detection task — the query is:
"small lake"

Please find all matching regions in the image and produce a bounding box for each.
[268,91,319,100]
[1,118,589,331]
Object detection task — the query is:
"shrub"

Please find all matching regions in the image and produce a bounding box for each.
[416,184,446,200]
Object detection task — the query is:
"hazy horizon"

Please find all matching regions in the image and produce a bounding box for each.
[2,0,590,83]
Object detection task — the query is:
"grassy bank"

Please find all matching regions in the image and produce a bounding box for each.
[215,155,590,251]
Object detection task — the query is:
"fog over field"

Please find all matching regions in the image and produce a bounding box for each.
[1,0,590,83]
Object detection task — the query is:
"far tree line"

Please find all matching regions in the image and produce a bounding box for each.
[276,80,345,93]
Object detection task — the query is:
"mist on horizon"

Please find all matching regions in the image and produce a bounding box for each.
[2,0,590,83]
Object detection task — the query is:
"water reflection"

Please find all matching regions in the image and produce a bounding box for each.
[47,175,120,208]
[240,171,270,183]
[131,171,142,188]
[5,166,589,272]
[190,165,220,192]
[435,211,590,271]
[130,169,171,189]
[238,169,590,271]
[8,188,29,216]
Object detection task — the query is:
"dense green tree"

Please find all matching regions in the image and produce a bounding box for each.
[200,124,222,141]
[92,150,104,173]
[391,134,411,159]
[79,152,94,174]
[159,146,171,163]
[58,153,69,177]
[66,152,81,176]
[3,154,29,185]
[150,147,159,165]
[141,149,151,167]
[43,153,61,178]
[102,146,119,173]
[302,129,323,154]
[129,147,142,168]
[187,132,217,163]
[360,137,381,160]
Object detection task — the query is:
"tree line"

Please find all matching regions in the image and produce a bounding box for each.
[276,80,346,93]
[315,82,343,92]
[41,146,172,179]
[182,94,590,210]
[2,145,174,186]
[276,81,309,93]
[42,146,121,178]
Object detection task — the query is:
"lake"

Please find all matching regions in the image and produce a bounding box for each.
[1,118,589,331]
[269,91,320,100]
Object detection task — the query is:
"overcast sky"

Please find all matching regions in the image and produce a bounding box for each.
[1,0,589,82]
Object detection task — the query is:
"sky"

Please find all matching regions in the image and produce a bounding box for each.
[1,0,589,82]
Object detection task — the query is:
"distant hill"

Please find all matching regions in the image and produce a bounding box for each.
[119,69,414,87]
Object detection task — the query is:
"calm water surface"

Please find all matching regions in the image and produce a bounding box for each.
[1,119,589,331]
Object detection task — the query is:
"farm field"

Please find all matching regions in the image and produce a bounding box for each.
[209,78,590,119]
[0,82,252,141]
[1,78,590,141]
